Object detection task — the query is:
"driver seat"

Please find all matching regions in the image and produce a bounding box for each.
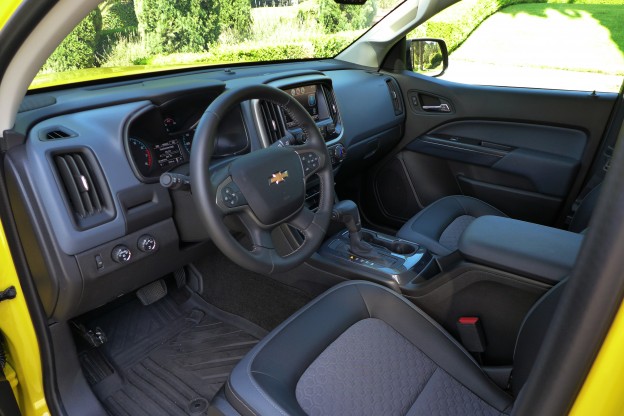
[220,280,565,415]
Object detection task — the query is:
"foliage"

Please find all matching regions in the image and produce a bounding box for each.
[100,0,138,30]
[96,30,147,66]
[134,0,221,54]
[41,9,102,72]
[311,32,355,57]
[318,0,377,34]
[217,0,253,42]
[148,33,353,67]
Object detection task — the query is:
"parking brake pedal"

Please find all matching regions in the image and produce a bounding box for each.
[72,322,107,348]
[137,279,167,306]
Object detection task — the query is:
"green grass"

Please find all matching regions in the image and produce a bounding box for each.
[450,3,624,76]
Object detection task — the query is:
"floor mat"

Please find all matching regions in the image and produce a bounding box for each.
[77,288,264,416]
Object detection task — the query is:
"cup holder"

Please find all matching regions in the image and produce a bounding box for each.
[361,231,416,255]
[391,242,416,255]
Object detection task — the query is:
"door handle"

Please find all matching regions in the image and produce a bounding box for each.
[422,103,451,112]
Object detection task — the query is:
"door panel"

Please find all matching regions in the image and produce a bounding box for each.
[368,73,617,227]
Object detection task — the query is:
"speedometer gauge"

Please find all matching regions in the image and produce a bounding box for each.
[129,137,153,177]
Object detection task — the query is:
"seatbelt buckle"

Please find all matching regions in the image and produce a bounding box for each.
[457,316,486,353]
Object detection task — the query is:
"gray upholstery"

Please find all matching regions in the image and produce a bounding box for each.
[399,186,601,255]
[458,216,583,284]
[224,280,567,416]
[225,281,513,415]
[405,369,502,416]
[296,318,502,416]
[296,318,437,415]
[397,196,507,255]
[439,215,476,251]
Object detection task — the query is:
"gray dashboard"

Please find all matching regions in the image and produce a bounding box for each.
[5,64,405,320]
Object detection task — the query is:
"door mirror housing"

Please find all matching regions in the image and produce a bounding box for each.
[407,38,449,77]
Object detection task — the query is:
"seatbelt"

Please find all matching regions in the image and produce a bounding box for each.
[565,86,624,225]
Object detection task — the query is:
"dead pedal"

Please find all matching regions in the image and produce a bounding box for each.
[174,268,186,288]
[137,279,167,305]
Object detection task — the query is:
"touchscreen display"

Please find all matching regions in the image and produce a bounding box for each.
[286,85,319,127]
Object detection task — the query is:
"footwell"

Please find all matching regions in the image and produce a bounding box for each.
[77,289,262,415]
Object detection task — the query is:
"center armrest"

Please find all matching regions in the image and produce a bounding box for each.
[458,216,583,284]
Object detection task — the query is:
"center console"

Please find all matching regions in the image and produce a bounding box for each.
[318,229,438,288]
[311,199,439,292]
[313,201,583,295]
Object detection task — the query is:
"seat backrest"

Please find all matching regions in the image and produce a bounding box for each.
[568,183,602,233]
[511,279,567,395]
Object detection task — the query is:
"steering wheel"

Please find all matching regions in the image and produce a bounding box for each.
[190,85,334,274]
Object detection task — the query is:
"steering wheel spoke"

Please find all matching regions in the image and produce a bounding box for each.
[296,149,324,179]
[215,176,249,215]
[288,206,316,232]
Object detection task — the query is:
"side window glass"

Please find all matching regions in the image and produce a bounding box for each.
[410,0,624,92]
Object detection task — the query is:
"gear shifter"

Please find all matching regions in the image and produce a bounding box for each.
[331,200,379,259]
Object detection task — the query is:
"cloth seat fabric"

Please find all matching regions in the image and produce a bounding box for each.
[225,281,515,416]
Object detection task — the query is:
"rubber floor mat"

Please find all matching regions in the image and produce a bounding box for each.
[78,289,262,415]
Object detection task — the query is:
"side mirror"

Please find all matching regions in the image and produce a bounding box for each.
[407,38,448,77]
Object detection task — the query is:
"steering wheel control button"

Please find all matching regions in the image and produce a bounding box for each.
[221,183,246,208]
[111,245,132,263]
[301,152,320,174]
[137,235,158,252]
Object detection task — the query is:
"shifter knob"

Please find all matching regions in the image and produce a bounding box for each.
[332,200,379,259]
[331,200,362,234]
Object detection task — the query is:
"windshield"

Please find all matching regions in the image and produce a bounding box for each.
[32,0,404,89]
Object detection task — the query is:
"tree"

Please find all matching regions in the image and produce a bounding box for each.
[319,0,377,34]
[217,0,252,42]
[134,0,221,54]
[42,8,102,72]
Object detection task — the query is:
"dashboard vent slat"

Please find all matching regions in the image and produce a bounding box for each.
[47,130,71,140]
[385,78,404,116]
[259,101,286,143]
[323,86,339,124]
[43,127,77,141]
[54,153,105,219]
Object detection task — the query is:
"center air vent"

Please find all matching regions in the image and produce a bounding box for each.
[259,101,286,144]
[53,151,114,229]
[322,85,340,125]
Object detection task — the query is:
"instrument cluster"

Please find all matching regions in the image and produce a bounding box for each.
[126,96,249,181]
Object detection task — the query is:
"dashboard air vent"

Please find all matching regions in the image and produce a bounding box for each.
[323,86,339,124]
[39,126,78,140]
[385,78,404,116]
[259,100,286,143]
[53,152,110,224]
[47,130,71,140]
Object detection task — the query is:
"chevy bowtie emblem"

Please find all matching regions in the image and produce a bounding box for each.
[269,170,289,185]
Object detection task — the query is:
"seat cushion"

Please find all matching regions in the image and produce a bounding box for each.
[225,281,512,416]
[397,196,507,255]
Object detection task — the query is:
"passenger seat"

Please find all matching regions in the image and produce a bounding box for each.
[397,184,602,255]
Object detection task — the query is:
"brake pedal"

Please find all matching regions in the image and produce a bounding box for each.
[136,279,167,305]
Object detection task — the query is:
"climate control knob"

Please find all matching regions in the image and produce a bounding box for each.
[137,235,158,252]
[111,245,132,263]
[333,144,346,161]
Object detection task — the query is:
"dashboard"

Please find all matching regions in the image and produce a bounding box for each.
[6,65,406,320]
